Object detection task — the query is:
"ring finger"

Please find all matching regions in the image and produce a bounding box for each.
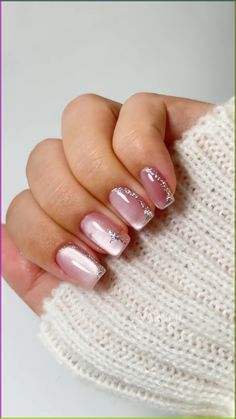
[26,138,130,257]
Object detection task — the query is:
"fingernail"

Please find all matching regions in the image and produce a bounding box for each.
[109,187,154,230]
[56,244,106,289]
[81,212,130,257]
[140,167,175,209]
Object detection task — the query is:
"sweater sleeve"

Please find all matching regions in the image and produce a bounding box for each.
[39,98,234,418]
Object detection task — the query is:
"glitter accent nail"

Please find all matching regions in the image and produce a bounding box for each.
[81,212,130,256]
[107,229,127,245]
[140,167,175,209]
[109,187,154,230]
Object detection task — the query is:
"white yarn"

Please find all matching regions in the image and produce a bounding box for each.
[40,98,234,418]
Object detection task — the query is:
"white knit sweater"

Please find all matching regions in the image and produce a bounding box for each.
[40,98,234,418]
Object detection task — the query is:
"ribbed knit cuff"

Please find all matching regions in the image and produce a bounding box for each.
[40,98,234,418]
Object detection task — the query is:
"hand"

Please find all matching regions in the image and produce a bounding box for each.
[3,93,213,314]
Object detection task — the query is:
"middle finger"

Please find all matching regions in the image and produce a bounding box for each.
[62,94,155,231]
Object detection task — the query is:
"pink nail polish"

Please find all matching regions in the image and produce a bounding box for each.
[56,244,106,289]
[109,187,154,230]
[140,167,175,210]
[81,212,130,257]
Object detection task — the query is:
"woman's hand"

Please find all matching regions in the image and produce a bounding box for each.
[3,93,213,314]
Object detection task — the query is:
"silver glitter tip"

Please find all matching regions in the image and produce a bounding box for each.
[96,264,106,280]
[144,207,155,222]
[143,167,175,209]
[63,244,106,280]
[113,187,154,223]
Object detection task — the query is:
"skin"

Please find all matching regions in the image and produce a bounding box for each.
[2,93,213,315]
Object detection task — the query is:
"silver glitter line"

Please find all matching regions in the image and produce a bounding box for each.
[60,244,106,279]
[107,229,127,245]
[143,167,175,208]
[113,187,154,222]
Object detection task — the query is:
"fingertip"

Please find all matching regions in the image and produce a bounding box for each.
[140,166,176,210]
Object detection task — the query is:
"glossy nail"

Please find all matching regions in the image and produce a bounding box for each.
[81,212,130,257]
[56,244,106,289]
[109,187,154,231]
[140,167,175,209]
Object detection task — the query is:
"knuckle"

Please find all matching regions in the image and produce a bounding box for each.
[86,152,105,173]
[6,189,30,224]
[114,126,156,156]
[62,94,117,125]
[43,179,73,215]
[124,92,162,111]
[124,92,150,106]
[73,145,106,177]
[26,138,59,176]
[62,93,106,120]
[123,92,154,107]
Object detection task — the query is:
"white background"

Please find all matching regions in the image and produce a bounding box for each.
[2,1,234,417]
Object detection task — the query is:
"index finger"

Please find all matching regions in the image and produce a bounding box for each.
[112,93,213,209]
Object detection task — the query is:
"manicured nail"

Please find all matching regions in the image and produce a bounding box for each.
[140,167,175,209]
[56,244,106,289]
[81,212,130,257]
[109,187,154,230]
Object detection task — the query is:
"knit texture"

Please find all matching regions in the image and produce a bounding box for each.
[40,98,235,418]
